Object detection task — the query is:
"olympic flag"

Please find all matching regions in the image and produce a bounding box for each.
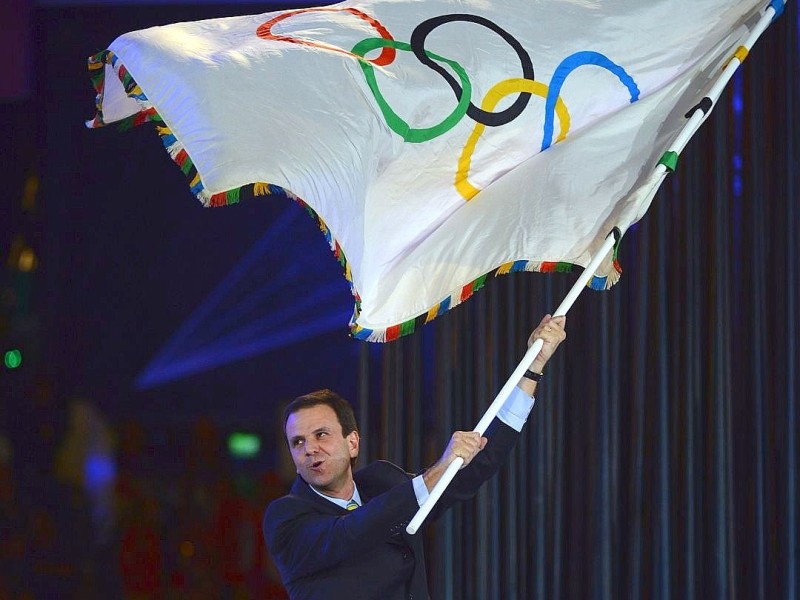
[88,0,772,341]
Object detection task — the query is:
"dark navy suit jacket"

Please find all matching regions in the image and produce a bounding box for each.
[263,419,520,600]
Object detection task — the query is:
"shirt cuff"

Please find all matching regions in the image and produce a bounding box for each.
[497,386,536,431]
[412,474,429,507]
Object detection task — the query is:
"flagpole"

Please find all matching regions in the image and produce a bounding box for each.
[406,230,618,535]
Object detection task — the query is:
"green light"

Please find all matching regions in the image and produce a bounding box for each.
[4,349,22,369]
[228,432,261,459]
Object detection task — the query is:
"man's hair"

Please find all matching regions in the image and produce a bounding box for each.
[283,389,360,467]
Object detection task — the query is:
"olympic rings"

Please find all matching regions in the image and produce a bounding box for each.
[257,9,640,201]
[409,14,535,127]
[352,38,472,144]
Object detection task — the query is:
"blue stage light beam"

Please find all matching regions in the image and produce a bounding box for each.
[200,281,352,348]
[148,206,308,359]
[136,205,353,389]
[137,308,352,387]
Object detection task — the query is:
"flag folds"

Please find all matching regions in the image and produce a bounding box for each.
[88,0,766,340]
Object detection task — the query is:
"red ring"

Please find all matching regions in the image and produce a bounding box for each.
[256,7,396,67]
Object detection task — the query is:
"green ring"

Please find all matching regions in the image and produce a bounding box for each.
[351,38,472,143]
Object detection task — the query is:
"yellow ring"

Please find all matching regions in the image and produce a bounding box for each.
[455,78,571,201]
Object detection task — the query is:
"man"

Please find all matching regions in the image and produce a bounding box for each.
[263,314,567,599]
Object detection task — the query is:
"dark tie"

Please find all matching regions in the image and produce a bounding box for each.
[346,499,358,511]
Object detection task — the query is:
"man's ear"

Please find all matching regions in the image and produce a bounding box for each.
[347,430,360,458]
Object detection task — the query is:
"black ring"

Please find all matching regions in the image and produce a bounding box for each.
[409,14,535,127]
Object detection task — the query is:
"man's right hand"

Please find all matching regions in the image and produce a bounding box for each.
[422,431,487,492]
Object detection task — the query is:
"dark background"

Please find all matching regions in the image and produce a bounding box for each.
[1,2,798,599]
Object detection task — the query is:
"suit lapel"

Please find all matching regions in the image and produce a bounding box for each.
[290,476,348,515]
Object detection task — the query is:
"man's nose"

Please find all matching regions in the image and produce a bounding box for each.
[305,440,319,455]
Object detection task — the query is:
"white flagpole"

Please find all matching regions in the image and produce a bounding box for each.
[406,0,785,536]
[406,230,618,535]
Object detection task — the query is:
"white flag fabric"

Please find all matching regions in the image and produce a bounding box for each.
[88,0,767,341]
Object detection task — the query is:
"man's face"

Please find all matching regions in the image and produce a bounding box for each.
[285,404,359,499]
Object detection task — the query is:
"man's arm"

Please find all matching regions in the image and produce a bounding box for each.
[419,314,567,508]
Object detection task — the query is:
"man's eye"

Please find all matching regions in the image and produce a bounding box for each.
[317,432,328,438]
[293,439,304,447]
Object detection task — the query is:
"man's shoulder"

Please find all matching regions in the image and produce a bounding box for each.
[263,490,302,523]
[354,459,413,489]
[262,484,325,550]
[263,478,315,526]
[358,459,407,474]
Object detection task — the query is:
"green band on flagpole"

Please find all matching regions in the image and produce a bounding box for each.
[658,151,679,172]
